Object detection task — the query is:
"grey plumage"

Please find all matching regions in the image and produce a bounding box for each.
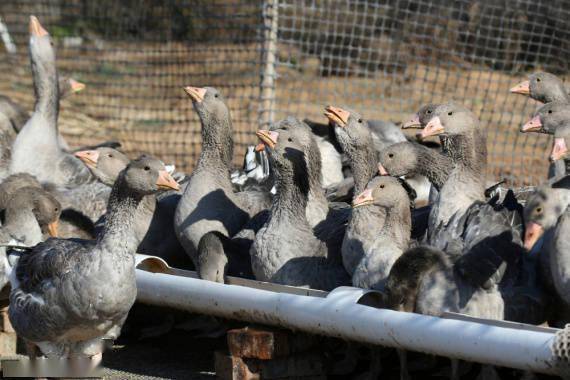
[77,147,191,268]
[9,17,92,188]
[175,87,272,279]
[0,187,60,291]
[252,117,350,290]
[379,141,452,192]
[8,156,178,358]
[349,176,412,290]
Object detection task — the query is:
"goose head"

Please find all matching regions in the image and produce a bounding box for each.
[122,155,180,195]
[510,72,568,104]
[521,101,570,134]
[75,147,130,186]
[402,103,440,130]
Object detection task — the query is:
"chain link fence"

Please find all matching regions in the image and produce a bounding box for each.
[0,0,568,184]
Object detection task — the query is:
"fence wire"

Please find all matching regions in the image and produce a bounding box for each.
[0,0,568,184]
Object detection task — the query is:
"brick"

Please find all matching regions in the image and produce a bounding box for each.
[227,327,290,360]
[215,350,260,380]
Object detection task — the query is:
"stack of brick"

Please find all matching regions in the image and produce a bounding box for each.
[215,326,328,380]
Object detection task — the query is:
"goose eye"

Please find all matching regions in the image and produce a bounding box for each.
[214,94,219,98]
[448,111,453,116]
[388,153,394,158]
[548,110,552,114]
[427,110,432,114]
[536,78,541,82]
[108,154,113,158]
[536,207,542,213]
[380,184,385,189]
[357,118,363,123]
[288,138,293,142]
[54,207,59,212]
[144,166,150,171]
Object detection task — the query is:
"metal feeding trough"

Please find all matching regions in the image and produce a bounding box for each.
[134,255,570,376]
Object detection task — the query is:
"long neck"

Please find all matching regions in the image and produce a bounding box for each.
[346,144,377,194]
[4,208,42,245]
[307,140,329,225]
[351,203,411,249]
[196,111,234,171]
[98,177,143,255]
[31,52,59,124]
[415,146,453,191]
[270,165,310,226]
[440,133,483,179]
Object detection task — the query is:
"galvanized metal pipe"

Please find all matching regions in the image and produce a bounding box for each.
[134,256,560,375]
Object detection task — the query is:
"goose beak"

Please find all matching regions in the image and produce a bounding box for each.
[521,115,542,133]
[69,79,86,93]
[402,113,421,129]
[156,170,180,191]
[378,163,389,176]
[184,86,207,103]
[256,130,279,150]
[420,116,444,139]
[74,150,99,168]
[352,188,374,208]
[550,137,568,162]
[524,222,544,251]
[510,80,530,96]
[29,16,49,37]
[324,105,350,127]
[47,221,58,238]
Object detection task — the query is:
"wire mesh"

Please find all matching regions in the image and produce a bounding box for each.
[0,0,264,170]
[275,0,570,185]
[0,0,568,184]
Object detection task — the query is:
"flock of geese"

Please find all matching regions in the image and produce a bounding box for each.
[0,15,568,376]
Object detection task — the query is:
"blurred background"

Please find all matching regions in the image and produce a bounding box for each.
[0,0,568,185]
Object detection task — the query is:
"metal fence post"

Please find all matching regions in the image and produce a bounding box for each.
[0,17,17,55]
[259,0,278,129]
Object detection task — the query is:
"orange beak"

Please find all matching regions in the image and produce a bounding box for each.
[256,130,279,150]
[521,115,542,133]
[156,170,180,191]
[524,222,544,251]
[352,188,374,208]
[184,86,207,102]
[324,105,350,127]
[510,80,530,96]
[29,16,49,37]
[550,137,568,162]
[74,150,99,168]
[68,78,86,93]
[378,163,389,176]
[47,220,58,238]
[420,116,444,139]
[402,113,422,129]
